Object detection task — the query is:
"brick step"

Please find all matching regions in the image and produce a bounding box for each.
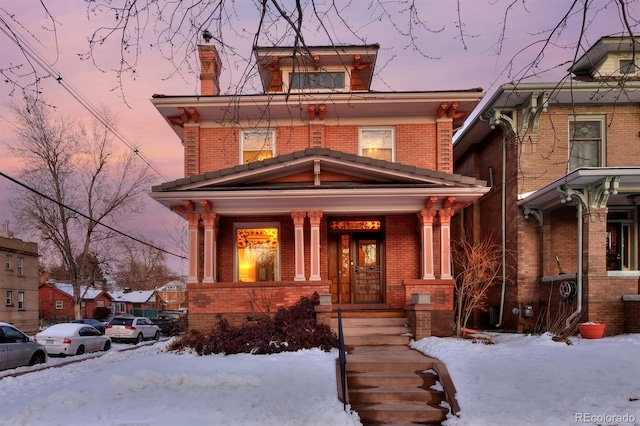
[344,334,411,346]
[349,387,444,404]
[332,317,408,327]
[339,325,410,336]
[347,371,438,388]
[351,402,448,424]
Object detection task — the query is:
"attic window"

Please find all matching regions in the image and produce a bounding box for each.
[289,72,345,90]
[620,59,638,75]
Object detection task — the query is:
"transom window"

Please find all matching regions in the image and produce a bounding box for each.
[568,117,605,170]
[235,225,280,282]
[241,130,275,164]
[360,128,395,162]
[289,72,345,90]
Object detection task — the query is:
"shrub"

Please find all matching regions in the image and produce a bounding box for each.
[167,292,338,355]
[94,306,111,321]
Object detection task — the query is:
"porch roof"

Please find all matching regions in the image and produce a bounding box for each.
[150,148,490,216]
[517,167,640,211]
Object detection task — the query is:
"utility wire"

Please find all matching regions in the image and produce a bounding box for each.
[0,171,186,260]
[0,14,169,181]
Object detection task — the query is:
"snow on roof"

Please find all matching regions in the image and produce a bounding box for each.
[51,282,105,300]
[156,281,186,292]
[108,290,156,303]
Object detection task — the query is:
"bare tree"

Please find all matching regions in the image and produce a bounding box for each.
[110,236,172,291]
[452,238,510,338]
[8,99,156,319]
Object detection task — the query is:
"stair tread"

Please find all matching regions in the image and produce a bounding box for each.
[353,403,447,412]
[352,387,441,393]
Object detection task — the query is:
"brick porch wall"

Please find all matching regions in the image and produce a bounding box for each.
[403,279,455,337]
[187,280,331,331]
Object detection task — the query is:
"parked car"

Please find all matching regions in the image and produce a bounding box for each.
[151,311,187,335]
[35,323,111,356]
[71,318,107,334]
[105,316,160,344]
[0,322,47,371]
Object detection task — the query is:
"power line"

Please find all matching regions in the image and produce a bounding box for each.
[0,13,169,181]
[0,171,186,261]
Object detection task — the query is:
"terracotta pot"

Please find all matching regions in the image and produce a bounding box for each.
[577,322,606,339]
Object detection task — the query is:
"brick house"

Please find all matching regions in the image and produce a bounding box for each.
[149,42,490,337]
[156,280,187,311]
[38,281,113,324]
[453,35,640,336]
[1,229,39,334]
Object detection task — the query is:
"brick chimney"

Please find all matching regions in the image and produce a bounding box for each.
[198,44,222,96]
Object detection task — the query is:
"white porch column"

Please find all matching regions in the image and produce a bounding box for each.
[308,211,323,281]
[418,209,437,279]
[438,209,455,279]
[186,213,200,284]
[291,211,307,281]
[201,212,218,283]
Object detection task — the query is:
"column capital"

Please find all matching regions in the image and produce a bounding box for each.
[201,212,218,228]
[438,209,456,224]
[291,211,306,226]
[418,209,437,225]
[308,210,323,226]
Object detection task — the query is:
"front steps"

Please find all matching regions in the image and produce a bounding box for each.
[332,313,456,425]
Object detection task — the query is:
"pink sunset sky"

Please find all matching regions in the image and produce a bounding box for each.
[0,1,632,275]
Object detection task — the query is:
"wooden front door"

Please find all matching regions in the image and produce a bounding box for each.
[329,233,383,304]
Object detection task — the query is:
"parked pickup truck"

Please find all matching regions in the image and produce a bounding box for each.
[151,311,187,336]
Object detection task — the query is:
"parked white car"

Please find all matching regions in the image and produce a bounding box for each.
[35,323,111,356]
[0,322,47,370]
[105,316,160,344]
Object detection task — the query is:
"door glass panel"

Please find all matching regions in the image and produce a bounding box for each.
[354,239,382,303]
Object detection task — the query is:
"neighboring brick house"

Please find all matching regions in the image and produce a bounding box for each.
[0,229,39,334]
[149,41,490,337]
[453,35,640,336]
[108,289,164,317]
[38,281,113,324]
[156,280,187,311]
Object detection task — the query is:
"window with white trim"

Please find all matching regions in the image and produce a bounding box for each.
[360,128,395,162]
[16,257,23,276]
[17,292,24,310]
[619,58,638,75]
[241,130,275,164]
[235,224,280,282]
[289,71,346,90]
[6,291,12,306]
[569,117,605,170]
[55,300,63,310]
[97,300,105,308]
[5,255,11,270]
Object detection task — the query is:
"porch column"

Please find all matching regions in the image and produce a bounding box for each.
[308,211,323,281]
[438,209,455,279]
[418,209,437,279]
[186,213,201,284]
[291,211,307,281]
[201,212,218,283]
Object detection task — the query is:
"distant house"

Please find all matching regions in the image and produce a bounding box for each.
[108,289,165,317]
[38,281,113,323]
[1,229,39,334]
[156,281,187,311]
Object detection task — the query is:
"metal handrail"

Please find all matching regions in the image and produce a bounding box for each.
[337,308,347,412]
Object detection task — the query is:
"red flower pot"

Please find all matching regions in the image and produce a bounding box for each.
[578,322,606,339]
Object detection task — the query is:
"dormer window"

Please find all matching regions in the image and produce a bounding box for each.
[619,58,638,75]
[289,71,346,90]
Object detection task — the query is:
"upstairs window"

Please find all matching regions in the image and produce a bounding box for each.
[360,128,395,162]
[619,59,638,75]
[241,130,275,164]
[569,118,604,170]
[289,72,345,90]
[16,257,23,276]
[6,291,12,306]
[5,255,11,270]
[18,292,24,310]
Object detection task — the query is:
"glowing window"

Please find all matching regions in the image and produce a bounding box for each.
[241,130,275,164]
[360,128,394,162]
[236,226,280,282]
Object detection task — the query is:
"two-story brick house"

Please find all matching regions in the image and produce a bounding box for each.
[1,229,39,334]
[453,36,640,336]
[149,42,490,337]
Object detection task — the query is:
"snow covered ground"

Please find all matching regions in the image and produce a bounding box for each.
[1,333,639,425]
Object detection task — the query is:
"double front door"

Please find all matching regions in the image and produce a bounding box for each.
[329,233,383,304]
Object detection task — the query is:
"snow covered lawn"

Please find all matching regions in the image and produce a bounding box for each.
[0,333,639,425]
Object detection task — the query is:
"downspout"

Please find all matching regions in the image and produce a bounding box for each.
[495,129,507,327]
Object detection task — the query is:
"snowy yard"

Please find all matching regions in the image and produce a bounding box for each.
[0,333,639,425]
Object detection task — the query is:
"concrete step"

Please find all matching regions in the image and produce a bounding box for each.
[331,317,408,327]
[347,371,437,388]
[349,387,444,404]
[340,325,410,336]
[351,402,448,424]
